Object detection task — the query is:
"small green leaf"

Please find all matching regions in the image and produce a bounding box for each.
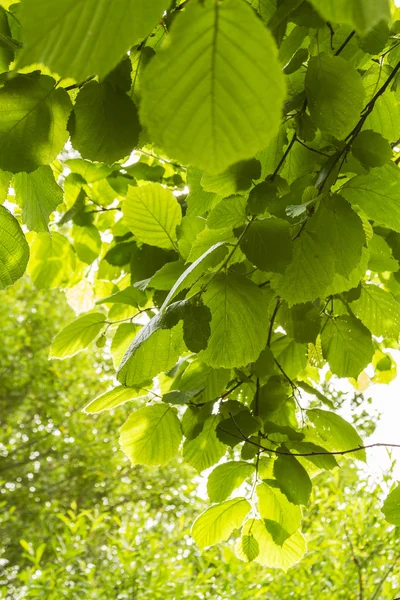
[207,196,247,231]
[0,74,71,173]
[119,404,182,466]
[123,183,182,250]
[341,164,400,232]
[207,461,255,503]
[321,315,374,379]
[240,218,293,274]
[352,130,392,167]
[96,286,147,308]
[69,81,140,163]
[191,497,251,550]
[27,232,76,289]
[352,284,400,338]
[14,166,62,232]
[382,484,400,526]
[202,273,269,369]
[72,225,102,264]
[307,0,390,34]
[202,159,261,197]
[83,385,150,414]
[183,415,227,472]
[273,454,312,506]
[307,409,366,461]
[306,54,365,139]
[235,533,260,562]
[0,206,29,290]
[49,312,106,359]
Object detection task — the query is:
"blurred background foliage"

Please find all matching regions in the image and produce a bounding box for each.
[0,280,399,599]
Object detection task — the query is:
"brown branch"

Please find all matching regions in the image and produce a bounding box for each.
[267,297,281,346]
[270,132,297,181]
[221,418,400,457]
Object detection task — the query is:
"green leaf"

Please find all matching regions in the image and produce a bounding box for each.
[307,0,390,34]
[207,196,247,231]
[207,461,255,503]
[162,388,203,406]
[352,130,392,168]
[217,410,261,448]
[119,404,182,466]
[183,415,227,472]
[273,229,335,306]
[72,225,102,264]
[69,81,140,163]
[271,337,307,380]
[240,218,293,274]
[279,302,321,344]
[110,323,138,369]
[0,74,71,173]
[0,205,29,290]
[306,54,364,139]
[183,304,211,353]
[382,484,400,526]
[368,234,398,272]
[191,497,251,550]
[321,315,374,379]
[123,183,181,250]
[273,454,312,506]
[352,284,400,338]
[27,232,76,289]
[14,166,62,232]
[96,286,146,308]
[201,159,261,197]
[117,311,186,387]
[83,385,150,414]
[177,216,206,261]
[341,164,400,233]
[202,273,269,369]
[240,519,306,570]
[257,482,302,545]
[49,312,106,359]
[235,533,260,562]
[306,409,366,461]
[140,0,285,173]
[18,0,171,79]
[186,168,220,217]
[312,196,365,278]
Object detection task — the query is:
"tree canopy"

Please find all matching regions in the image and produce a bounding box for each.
[1,0,400,570]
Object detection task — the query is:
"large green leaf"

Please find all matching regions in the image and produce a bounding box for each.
[123,183,182,250]
[183,415,227,472]
[240,519,306,571]
[307,0,390,34]
[382,484,400,526]
[202,273,269,368]
[341,164,400,233]
[240,218,293,274]
[0,74,71,173]
[321,315,374,379]
[119,404,182,466]
[49,312,106,359]
[207,461,255,503]
[0,206,29,290]
[352,284,400,338]
[306,409,366,461]
[18,0,171,79]
[14,166,63,232]
[69,81,140,163]
[207,196,247,231]
[306,54,365,139]
[140,0,285,173]
[191,497,250,550]
[257,482,302,545]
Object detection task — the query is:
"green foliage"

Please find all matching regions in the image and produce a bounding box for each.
[3,0,400,566]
